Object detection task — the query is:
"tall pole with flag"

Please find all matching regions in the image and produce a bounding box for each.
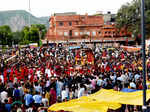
[141,0,147,111]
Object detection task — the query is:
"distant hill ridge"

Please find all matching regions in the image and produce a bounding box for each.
[0,10,49,31]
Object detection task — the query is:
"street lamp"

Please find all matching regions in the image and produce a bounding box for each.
[141,0,147,111]
[28,0,31,26]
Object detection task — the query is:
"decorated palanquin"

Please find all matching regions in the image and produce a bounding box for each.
[75,48,94,66]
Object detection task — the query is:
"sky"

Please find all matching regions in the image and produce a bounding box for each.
[0,0,133,17]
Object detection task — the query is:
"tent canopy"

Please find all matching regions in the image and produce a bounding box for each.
[48,89,150,112]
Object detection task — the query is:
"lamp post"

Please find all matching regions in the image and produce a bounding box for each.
[28,0,31,26]
[141,0,147,111]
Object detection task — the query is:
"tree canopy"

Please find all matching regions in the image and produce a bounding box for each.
[0,24,47,46]
[116,0,150,41]
[0,25,13,46]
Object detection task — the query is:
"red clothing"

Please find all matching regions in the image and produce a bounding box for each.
[138,84,143,90]
[30,74,34,82]
[29,69,33,75]
[24,67,29,77]
[4,70,7,83]
[9,75,14,82]
[117,64,122,70]
[121,53,124,59]
[41,66,45,74]
[10,67,14,76]
[113,65,117,71]
[106,65,110,72]
[65,70,70,76]
[21,67,25,80]
[70,67,74,72]
[14,69,18,77]
[76,50,80,58]
[87,69,91,73]
[102,51,107,57]
[50,89,56,105]
[101,66,105,73]
[79,69,84,74]
[87,52,94,63]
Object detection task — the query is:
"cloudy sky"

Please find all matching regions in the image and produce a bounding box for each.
[0,0,133,17]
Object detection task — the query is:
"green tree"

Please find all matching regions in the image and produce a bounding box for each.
[12,31,22,44]
[31,24,47,39]
[116,0,150,43]
[0,25,13,46]
[21,26,30,45]
[20,24,47,45]
[30,25,39,43]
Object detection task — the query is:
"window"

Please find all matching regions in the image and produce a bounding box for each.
[84,31,87,35]
[81,17,85,19]
[64,32,68,36]
[86,32,90,35]
[69,30,72,36]
[69,22,72,26]
[74,32,79,36]
[92,31,96,36]
[59,22,63,26]
[80,32,83,35]
[58,31,63,35]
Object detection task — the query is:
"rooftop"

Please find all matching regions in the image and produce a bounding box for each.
[54,12,77,16]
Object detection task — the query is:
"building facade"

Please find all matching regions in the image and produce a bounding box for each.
[46,12,132,43]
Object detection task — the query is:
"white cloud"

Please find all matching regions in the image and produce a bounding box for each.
[0,0,133,17]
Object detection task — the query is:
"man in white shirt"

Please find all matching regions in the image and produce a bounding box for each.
[41,94,48,107]
[78,84,85,98]
[97,78,103,87]
[61,88,67,101]
[0,75,4,83]
[36,69,41,78]
[134,73,140,81]
[34,84,42,94]
[33,92,42,108]
[45,68,51,78]
[0,90,8,103]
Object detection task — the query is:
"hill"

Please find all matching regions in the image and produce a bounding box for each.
[0,10,49,31]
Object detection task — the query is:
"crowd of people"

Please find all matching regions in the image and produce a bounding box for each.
[0,44,150,112]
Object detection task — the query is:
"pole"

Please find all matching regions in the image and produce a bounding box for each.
[29,0,31,26]
[141,0,147,111]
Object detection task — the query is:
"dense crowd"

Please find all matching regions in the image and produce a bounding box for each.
[0,44,150,112]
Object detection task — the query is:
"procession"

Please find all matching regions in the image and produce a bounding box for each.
[0,43,149,112]
[0,0,150,111]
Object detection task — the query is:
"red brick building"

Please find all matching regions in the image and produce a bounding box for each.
[46,12,133,43]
